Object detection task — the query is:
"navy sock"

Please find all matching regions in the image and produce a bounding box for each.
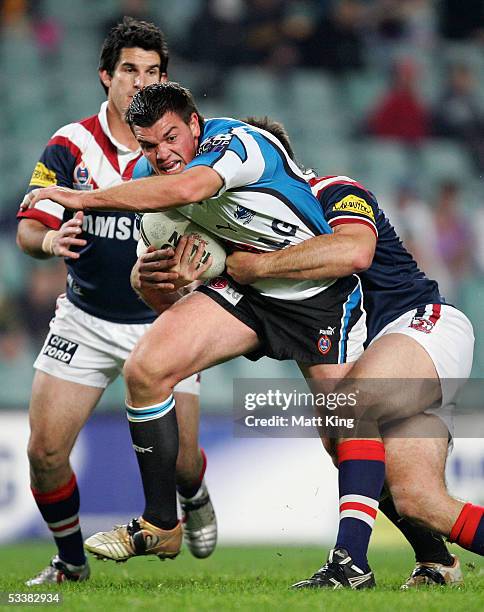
[379,494,453,565]
[31,473,86,566]
[335,440,385,572]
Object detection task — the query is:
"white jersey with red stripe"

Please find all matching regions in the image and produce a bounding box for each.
[309,175,443,343]
[17,102,156,324]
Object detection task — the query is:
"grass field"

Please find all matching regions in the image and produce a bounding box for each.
[0,542,482,611]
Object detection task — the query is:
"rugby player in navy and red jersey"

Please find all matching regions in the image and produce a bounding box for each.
[224,119,481,589]
[16,19,216,585]
[129,116,476,588]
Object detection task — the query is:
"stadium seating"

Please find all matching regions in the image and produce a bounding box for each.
[1,3,483,405]
[419,140,475,189]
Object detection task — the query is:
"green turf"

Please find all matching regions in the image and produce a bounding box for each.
[0,543,482,611]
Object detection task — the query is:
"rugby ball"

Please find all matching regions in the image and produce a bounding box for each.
[137,209,226,279]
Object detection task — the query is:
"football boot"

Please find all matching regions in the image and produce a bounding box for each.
[26,555,90,586]
[292,548,376,590]
[179,479,217,558]
[84,517,181,562]
[401,554,463,588]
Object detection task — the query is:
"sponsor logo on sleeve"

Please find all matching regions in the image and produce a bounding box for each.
[42,334,79,363]
[198,134,233,155]
[29,162,57,188]
[332,195,375,221]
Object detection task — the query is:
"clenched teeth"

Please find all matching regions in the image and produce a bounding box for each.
[160,161,181,173]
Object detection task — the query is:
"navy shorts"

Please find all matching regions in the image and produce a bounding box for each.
[197,274,366,365]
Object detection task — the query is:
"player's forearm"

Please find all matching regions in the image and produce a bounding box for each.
[257,234,372,280]
[24,167,222,213]
[81,168,222,213]
[81,175,189,212]
[16,219,56,259]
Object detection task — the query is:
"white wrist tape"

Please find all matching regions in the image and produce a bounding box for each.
[41,230,60,255]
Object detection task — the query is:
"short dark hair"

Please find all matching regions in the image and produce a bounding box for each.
[126,81,205,131]
[244,116,295,161]
[98,16,169,94]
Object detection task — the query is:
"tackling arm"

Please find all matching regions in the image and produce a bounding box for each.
[226,224,376,285]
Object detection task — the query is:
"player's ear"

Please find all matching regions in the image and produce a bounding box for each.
[99,69,112,90]
[189,113,200,139]
[160,72,168,83]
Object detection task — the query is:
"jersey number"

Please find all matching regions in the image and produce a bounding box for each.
[258,219,297,250]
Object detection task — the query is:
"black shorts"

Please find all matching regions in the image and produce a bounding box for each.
[196,275,366,365]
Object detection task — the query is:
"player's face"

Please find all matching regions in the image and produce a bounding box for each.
[134,112,201,175]
[100,47,167,117]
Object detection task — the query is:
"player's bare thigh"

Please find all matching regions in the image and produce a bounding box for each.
[299,362,355,386]
[298,362,355,459]
[125,291,260,406]
[28,371,104,489]
[383,415,463,534]
[299,333,440,449]
[336,333,441,423]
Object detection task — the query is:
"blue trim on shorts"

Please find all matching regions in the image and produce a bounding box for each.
[339,284,362,363]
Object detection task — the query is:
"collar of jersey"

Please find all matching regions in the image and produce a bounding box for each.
[98,101,140,157]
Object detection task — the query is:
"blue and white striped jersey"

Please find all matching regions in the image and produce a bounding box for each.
[135,117,334,300]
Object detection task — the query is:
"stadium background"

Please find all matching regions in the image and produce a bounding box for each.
[0,0,483,549]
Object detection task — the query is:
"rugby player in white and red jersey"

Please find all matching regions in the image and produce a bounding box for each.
[16,18,216,586]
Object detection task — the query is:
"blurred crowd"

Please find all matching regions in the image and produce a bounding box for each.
[0,0,483,372]
[2,1,483,72]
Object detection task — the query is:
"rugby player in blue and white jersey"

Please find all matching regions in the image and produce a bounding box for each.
[131,117,477,588]
[24,82,372,564]
[224,119,481,589]
[16,21,216,585]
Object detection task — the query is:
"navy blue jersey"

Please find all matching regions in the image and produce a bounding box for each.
[310,176,443,343]
[17,103,156,324]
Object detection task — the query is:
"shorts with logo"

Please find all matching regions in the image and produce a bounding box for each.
[197,274,366,365]
[370,303,474,431]
[34,295,200,395]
